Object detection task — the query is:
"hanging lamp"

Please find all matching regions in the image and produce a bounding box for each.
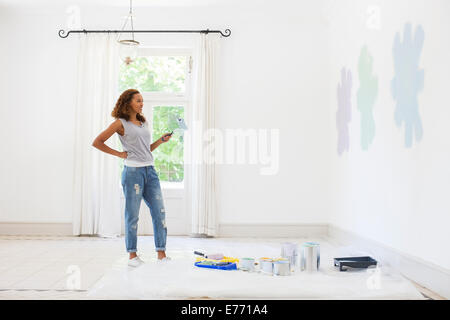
[117,0,139,65]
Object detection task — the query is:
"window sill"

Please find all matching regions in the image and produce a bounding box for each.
[160,181,184,189]
[161,181,184,199]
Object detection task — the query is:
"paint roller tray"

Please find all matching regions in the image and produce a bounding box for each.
[334,256,377,272]
[194,261,237,270]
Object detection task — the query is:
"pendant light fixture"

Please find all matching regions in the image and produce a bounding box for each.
[117,0,139,65]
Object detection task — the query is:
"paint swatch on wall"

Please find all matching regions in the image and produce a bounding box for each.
[391,23,425,148]
[357,45,378,151]
[336,68,352,155]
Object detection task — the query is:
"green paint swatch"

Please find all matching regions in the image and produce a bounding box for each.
[357,45,378,151]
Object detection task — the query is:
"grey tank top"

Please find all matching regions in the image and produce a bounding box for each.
[117,118,154,167]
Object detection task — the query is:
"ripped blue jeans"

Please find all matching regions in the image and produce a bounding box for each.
[121,165,167,253]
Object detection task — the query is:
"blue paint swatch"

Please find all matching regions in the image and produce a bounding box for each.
[391,23,425,148]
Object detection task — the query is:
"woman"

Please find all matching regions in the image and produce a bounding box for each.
[92,89,173,267]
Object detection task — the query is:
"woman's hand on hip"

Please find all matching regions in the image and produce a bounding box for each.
[118,151,128,159]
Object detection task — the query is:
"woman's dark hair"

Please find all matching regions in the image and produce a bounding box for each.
[111,89,146,123]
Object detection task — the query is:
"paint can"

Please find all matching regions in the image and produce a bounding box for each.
[240,257,255,272]
[273,260,290,276]
[300,242,320,272]
[281,242,298,272]
[273,258,289,263]
[259,258,274,275]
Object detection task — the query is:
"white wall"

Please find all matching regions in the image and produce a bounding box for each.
[327,0,450,270]
[0,0,331,225]
[0,5,78,223]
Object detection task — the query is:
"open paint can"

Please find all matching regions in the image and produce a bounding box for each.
[259,258,274,275]
[281,242,298,272]
[300,242,320,272]
[273,260,290,276]
[240,258,255,272]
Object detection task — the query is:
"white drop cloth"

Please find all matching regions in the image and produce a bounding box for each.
[87,237,424,300]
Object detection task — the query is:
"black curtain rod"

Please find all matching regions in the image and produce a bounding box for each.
[58,28,231,38]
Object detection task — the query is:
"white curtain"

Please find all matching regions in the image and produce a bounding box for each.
[189,34,220,237]
[72,34,122,237]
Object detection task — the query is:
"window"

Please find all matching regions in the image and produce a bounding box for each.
[118,56,187,94]
[152,106,185,182]
[117,48,192,185]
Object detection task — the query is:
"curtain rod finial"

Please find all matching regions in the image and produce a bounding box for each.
[222,29,231,37]
[58,29,69,38]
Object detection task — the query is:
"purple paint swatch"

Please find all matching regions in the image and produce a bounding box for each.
[336,68,352,155]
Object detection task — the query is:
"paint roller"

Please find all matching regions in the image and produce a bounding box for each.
[194,251,224,260]
[175,117,188,130]
[162,116,188,142]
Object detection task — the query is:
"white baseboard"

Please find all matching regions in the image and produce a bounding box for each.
[218,223,328,238]
[0,222,329,238]
[328,224,450,299]
[0,222,191,237]
[0,222,73,236]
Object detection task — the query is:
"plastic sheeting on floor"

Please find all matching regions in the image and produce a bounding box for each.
[87,237,425,300]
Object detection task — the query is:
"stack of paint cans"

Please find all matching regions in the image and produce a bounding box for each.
[300,241,320,272]
[281,242,298,272]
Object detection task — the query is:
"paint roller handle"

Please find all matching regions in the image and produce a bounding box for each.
[161,131,173,142]
[194,251,205,257]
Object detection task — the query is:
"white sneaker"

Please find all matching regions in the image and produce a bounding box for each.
[157,256,172,262]
[128,256,145,267]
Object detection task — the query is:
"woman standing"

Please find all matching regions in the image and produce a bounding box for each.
[92,89,173,267]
